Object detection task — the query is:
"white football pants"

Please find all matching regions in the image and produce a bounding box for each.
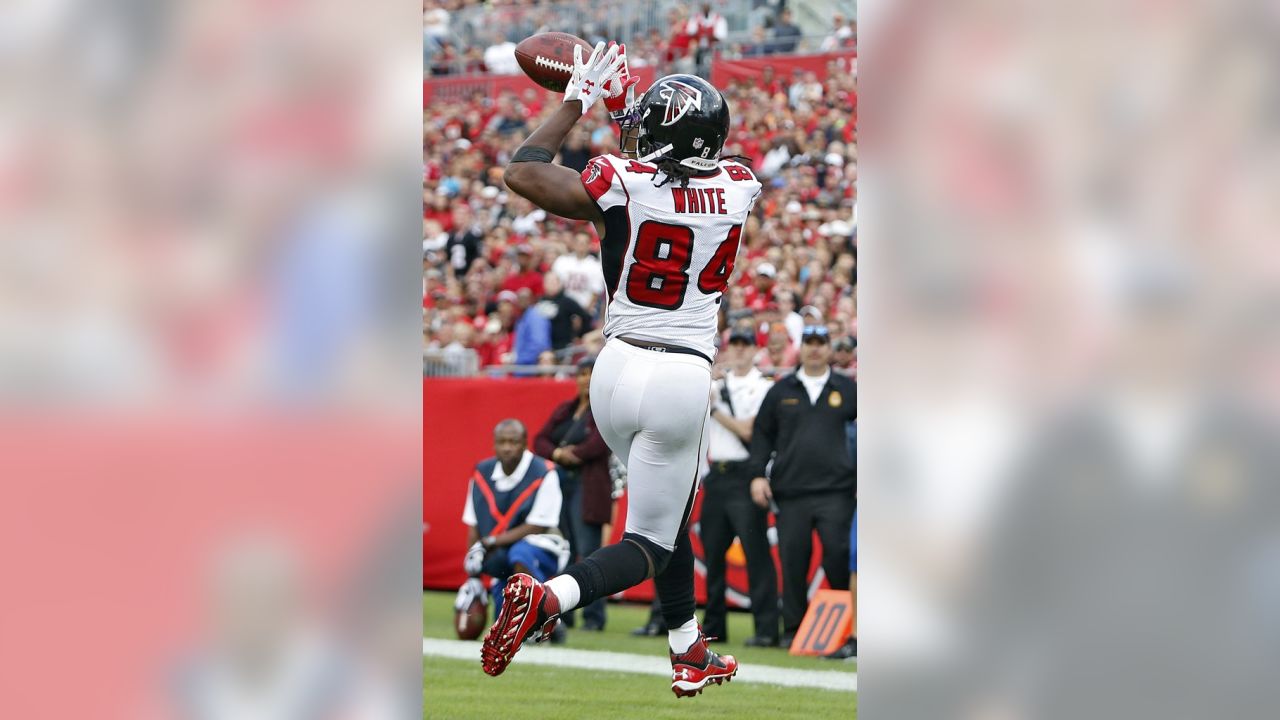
[589,339,712,551]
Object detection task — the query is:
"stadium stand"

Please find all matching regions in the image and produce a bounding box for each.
[423,0,855,378]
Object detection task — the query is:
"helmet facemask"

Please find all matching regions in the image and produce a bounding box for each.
[634,109,673,165]
[611,95,642,158]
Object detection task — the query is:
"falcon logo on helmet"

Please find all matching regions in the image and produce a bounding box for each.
[659,80,704,127]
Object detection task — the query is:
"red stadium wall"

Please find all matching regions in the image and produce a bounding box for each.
[709,51,856,88]
[423,377,574,589]
[424,378,829,606]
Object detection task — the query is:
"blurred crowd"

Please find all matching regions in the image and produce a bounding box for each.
[423,52,856,377]
[425,0,856,78]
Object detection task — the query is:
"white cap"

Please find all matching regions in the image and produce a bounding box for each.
[756,262,777,278]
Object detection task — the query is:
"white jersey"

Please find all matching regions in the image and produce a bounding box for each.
[579,154,762,359]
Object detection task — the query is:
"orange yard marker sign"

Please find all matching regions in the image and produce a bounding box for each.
[788,589,854,656]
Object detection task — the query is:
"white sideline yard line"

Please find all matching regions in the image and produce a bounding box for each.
[423,638,857,692]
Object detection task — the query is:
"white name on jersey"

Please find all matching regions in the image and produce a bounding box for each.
[670,186,727,214]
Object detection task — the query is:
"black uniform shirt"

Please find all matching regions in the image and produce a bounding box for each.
[747,369,856,500]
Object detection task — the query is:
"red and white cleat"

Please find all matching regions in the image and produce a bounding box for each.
[670,633,738,698]
[480,573,560,677]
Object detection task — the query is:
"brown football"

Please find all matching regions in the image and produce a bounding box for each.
[514,32,594,92]
[455,595,487,640]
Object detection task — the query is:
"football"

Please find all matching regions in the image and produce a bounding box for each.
[514,32,594,92]
[455,594,487,640]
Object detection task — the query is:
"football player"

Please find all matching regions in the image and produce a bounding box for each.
[481,41,762,699]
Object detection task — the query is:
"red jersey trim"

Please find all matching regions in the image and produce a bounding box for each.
[581,157,617,204]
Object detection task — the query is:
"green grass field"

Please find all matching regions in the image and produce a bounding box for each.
[423,591,856,719]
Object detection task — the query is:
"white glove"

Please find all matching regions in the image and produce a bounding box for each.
[564,41,627,116]
[453,577,489,610]
[464,541,486,577]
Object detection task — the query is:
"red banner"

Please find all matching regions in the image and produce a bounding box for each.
[423,378,830,607]
[709,51,856,89]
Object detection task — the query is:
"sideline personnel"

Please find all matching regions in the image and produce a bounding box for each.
[464,420,569,625]
[701,328,780,646]
[747,325,856,645]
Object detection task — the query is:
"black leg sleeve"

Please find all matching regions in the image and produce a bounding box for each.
[562,538,651,609]
[654,528,697,631]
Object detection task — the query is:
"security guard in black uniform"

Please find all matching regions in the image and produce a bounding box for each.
[700,328,780,646]
[748,325,856,646]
